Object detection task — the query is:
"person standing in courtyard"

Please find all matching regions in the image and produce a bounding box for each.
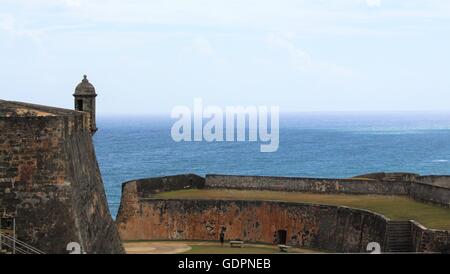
[220,227,226,247]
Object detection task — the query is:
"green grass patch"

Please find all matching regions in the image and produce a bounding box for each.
[153,189,450,230]
[184,244,280,254]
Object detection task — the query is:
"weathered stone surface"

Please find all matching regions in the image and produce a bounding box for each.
[409,182,450,207]
[73,75,97,134]
[417,176,450,188]
[411,221,450,253]
[0,100,124,254]
[117,174,450,253]
[206,174,450,207]
[117,198,388,253]
[129,174,205,197]
[117,174,205,223]
[206,174,410,195]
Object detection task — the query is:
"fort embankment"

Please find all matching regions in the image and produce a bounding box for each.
[116,173,450,253]
[206,174,450,207]
[0,100,124,254]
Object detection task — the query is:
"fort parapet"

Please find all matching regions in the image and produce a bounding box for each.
[0,100,124,254]
[116,173,450,253]
[206,174,450,208]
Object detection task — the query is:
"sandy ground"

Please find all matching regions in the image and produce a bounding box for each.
[123,241,322,254]
[124,241,192,254]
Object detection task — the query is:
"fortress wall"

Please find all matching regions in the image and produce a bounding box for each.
[62,118,124,253]
[0,111,124,253]
[1,116,77,253]
[411,221,450,253]
[124,174,205,198]
[409,182,450,208]
[417,176,450,189]
[116,174,205,222]
[206,175,450,207]
[205,175,410,195]
[116,174,450,253]
[116,199,388,253]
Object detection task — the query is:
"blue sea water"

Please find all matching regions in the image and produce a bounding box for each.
[94,112,450,217]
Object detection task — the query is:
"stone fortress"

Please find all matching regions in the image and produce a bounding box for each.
[116,174,450,253]
[1,76,450,254]
[0,76,123,254]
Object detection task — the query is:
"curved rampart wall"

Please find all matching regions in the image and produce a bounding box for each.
[411,221,450,253]
[417,176,450,188]
[116,174,450,253]
[205,175,450,207]
[117,199,388,253]
[205,175,409,195]
[116,174,205,222]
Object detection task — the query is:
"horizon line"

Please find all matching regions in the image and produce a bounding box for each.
[96,110,450,117]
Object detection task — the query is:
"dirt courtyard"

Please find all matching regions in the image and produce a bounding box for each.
[123,241,321,254]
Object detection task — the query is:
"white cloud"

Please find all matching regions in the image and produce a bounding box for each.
[180,36,228,65]
[189,37,216,56]
[1,0,449,38]
[0,13,43,42]
[265,32,355,77]
[0,14,15,32]
[266,32,309,62]
[62,0,81,8]
[366,0,382,8]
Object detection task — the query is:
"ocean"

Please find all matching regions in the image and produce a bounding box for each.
[94,112,450,217]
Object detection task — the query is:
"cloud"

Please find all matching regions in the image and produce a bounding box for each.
[266,32,309,62]
[179,36,228,65]
[0,13,43,42]
[0,14,15,32]
[62,0,81,8]
[366,0,382,8]
[1,0,449,38]
[265,32,354,77]
[189,37,216,56]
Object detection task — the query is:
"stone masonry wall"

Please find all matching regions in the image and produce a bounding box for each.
[409,182,450,207]
[417,176,450,188]
[117,199,388,253]
[0,102,124,254]
[205,175,450,207]
[116,174,205,222]
[124,174,205,197]
[411,221,450,253]
[117,174,450,253]
[206,175,409,195]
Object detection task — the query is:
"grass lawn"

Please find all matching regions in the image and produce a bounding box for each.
[182,242,317,254]
[153,189,450,230]
[184,244,281,254]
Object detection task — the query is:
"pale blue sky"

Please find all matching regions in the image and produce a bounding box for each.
[1,0,450,114]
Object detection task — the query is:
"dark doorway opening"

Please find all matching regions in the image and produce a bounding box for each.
[76,100,83,111]
[276,230,287,245]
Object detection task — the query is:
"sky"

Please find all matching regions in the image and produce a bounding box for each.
[0,0,450,115]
